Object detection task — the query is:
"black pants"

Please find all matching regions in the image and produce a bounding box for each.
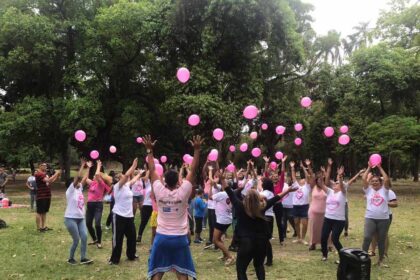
[194,217,203,234]
[265,216,274,264]
[86,201,104,243]
[106,198,115,227]
[321,217,345,257]
[110,213,137,263]
[208,209,216,243]
[237,237,267,280]
[281,207,296,238]
[273,203,284,242]
[137,205,153,240]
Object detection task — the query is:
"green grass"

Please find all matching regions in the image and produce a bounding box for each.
[1,180,420,279]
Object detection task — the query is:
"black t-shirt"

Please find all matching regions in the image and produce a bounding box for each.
[225,186,280,240]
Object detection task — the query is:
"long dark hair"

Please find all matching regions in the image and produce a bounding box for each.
[243,189,266,220]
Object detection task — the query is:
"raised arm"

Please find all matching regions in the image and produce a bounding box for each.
[46,169,61,184]
[128,170,143,186]
[186,135,204,185]
[361,163,372,190]
[290,161,297,183]
[325,158,333,187]
[347,169,365,186]
[143,135,159,183]
[73,159,86,188]
[377,164,390,189]
[337,166,345,193]
[248,161,257,179]
[263,156,270,176]
[119,158,139,186]
[81,161,93,186]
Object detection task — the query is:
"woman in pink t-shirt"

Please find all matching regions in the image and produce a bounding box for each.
[85,160,111,249]
[143,135,203,280]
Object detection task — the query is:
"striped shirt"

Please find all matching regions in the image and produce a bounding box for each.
[35,172,51,200]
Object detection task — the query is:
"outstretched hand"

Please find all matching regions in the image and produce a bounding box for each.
[289,161,295,168]
[189,135,204,150]
[337,166,345,176]
[142,135,157,150]
[282,155,288,163]
[328,158,333,166]
[263,156,270,163]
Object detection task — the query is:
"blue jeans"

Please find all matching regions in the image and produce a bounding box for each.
[64,217,88,260]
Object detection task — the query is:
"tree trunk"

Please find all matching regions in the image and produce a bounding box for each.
[61,138,72,183]
[29,160,35,174]
[413,151,419,182]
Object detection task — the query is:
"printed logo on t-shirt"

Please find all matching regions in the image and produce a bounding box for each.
[327,197,339,211]
[225,198,231,205]
[77,194,84,210]
[371,193,385,207]
[163,207,171,212]
[296,189,304,200]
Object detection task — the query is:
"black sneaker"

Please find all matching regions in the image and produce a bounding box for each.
[136,236,142,243]
[265,262,273,266]
[80,258,93,265]
[67,258,77,265]
[108,260,117,265]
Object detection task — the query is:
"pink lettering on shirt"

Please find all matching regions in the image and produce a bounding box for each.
[371,193,385,207]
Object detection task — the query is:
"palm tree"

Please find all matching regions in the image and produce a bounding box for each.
[314,30,342,66]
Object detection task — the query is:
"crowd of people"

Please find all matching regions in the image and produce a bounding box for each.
[4,134,398,279]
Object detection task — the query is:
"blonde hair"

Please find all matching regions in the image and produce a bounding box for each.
[243,189,266,220]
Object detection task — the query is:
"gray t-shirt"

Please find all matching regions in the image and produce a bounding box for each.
[27,176,37,192]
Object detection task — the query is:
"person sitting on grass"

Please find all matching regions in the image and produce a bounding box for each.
[64,159,93,265]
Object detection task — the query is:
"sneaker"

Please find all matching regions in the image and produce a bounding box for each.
[80,258,93,265]
[199,237,204,242]
[128,255,139,261]
[105,226,110,230]
[218,255,227,261]
[44,227,53,231]
[108,260,117,265]
[88,241,98,245]
[224,256,235,266]
[344,231,348,237]
[265,262,273,266]
[67,258,77,265]
[334,260,340,265]
[292,239,299,244]
[321,257,327,262]
[136,236,142,243]
[96,243,102,249]
[204,243,214,250]
[303,241,309,246]
[193,240,202,244]
[309,244,316,251]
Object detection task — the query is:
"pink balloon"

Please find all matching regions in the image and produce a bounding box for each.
[154,158,160,164]
[213,128,224,141]
[229,145,236,152]
[188,114,200,126]
[270,161,277,171]
[90,150,99,160]
[324,127,335,138]
[338,134,350,145]
[183,154,193,164]
[74,130,86,142]
[136,137,143,144]
[251,148,261,158]
[300,97,312,108]
[261,123,268,130]
[155,164,164,176]
[177,67,190,83]
[208,149,219,162]
[250,132,258,140]
[340,125,349,134]
[275,151,284,160]
[240,143,248,152]
[243,105,259,120]
[294,138,302,146]
[226,163,236,173]
[294,123,303,132]
[160,156,167,163]
[109,145,117,153]
[275,125,286,135]
[369,154,382,166]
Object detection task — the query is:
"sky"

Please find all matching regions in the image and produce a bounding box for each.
[302,0,391,37]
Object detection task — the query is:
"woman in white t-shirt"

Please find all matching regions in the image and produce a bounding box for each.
[290,160,312,245]
[361,163,391,267]
[108,158,139,265]
[313,166,347,261]
[64,160,93,265]
[137,174,153,243]
[209,167,234,266]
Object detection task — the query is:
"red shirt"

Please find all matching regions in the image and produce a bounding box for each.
[35,171,51,200]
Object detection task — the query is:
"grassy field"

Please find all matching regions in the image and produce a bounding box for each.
[1,178,419,280]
